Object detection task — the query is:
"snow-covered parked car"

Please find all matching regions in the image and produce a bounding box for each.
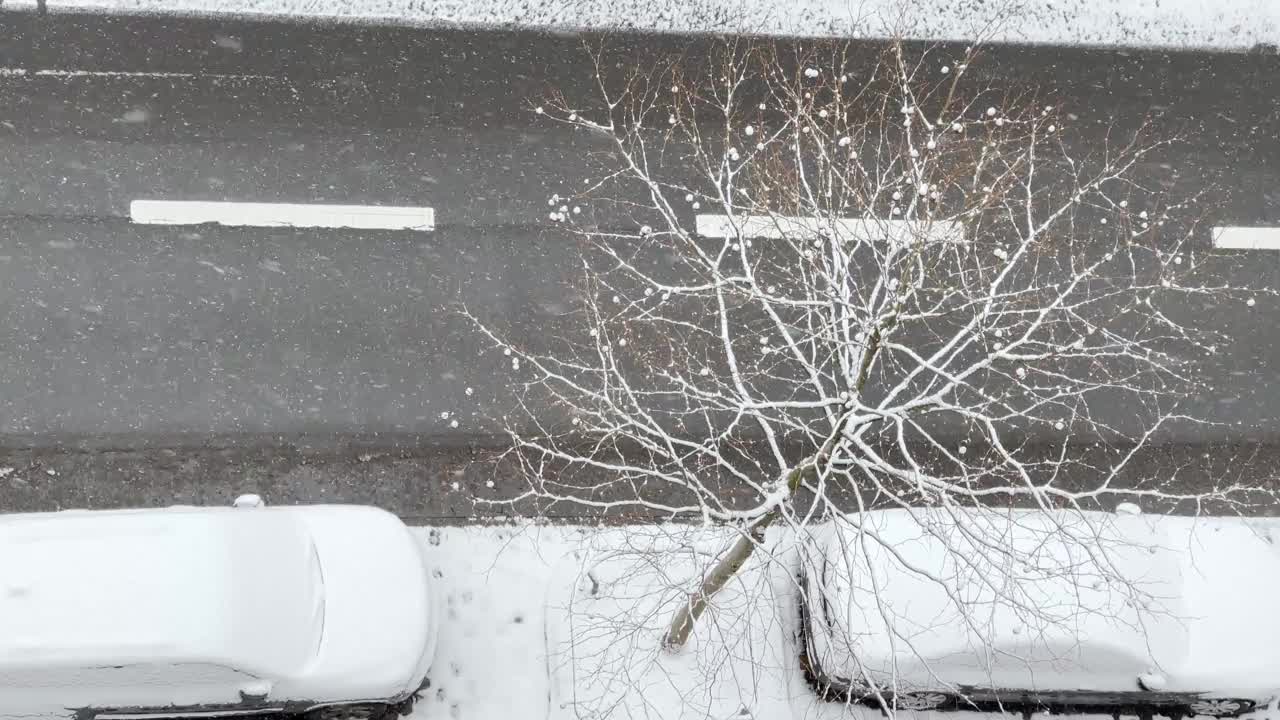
[0,500,438,720]
[799,508,1280,716]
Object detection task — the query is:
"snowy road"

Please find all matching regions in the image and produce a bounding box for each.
[0,12,1278,511]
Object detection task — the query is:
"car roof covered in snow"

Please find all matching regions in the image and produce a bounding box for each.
[804,508,1190,691]
[0,507,322,677]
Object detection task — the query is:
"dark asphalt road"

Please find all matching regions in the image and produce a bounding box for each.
[0,11,1278,515]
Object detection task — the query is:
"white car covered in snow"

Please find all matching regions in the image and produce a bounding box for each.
[0,500,437,720]
[800,508,1279,716]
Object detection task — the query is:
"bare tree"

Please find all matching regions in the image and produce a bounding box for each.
[469,36,1268,661]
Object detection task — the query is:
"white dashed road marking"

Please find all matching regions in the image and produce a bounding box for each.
[1212,226,1280,250]
[695,213,962,244]
[129,200,435,231]
[0,68,276,80]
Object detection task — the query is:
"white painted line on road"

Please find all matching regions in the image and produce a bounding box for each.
[696,213,963,244]
[1212,226,1280,250]
[130,201,435,231]
[0,68,276,80]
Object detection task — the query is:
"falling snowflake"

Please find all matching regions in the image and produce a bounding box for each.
[640,225,653,236]
[465,387,474,396]
[1100,218,1108,225]
[818,109,829,118]
[756,142,765,150]
[759,336,769,346]
[1120,200,1129,208]
[618,338,627,347]
[838,136,851,147]
[669,115,677,125]
[1174,256,1183,265]
[440,411,451,420]
[503,348,512,356]
[987,107,997,117]
[699,367,711,376]
[485,480,495,488]
[909,148,919,158]
[840,74,848,82]
[952,122,963,132]
[958,445,967,455]
[451,481,460,491]
[692,202,701,210]
[568,113,578,121]
[449,419,458,428]
[571,417,581,425]
[745,125,755,136]
[535,106,544,114]
[758,103,766,110]
[926,139,937,150]
[1247,298,1257,307]
[804,68,820,78]
[941,66,951,74]
[1055,421,1065,430]
[685,193,695,202]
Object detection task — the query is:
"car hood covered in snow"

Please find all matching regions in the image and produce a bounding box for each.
[805,509,1280,696]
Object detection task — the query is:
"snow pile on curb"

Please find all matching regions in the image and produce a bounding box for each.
[3,0,1279,51]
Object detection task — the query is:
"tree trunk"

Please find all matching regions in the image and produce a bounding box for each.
[663,511,776,650]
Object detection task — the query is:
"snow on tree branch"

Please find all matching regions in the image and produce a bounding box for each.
[467,36,1276,673]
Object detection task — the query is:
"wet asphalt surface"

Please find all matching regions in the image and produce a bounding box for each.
[0,12,1278,517]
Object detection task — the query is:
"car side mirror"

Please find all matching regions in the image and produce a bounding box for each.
[233,494,265,508]
[239,680,273,702]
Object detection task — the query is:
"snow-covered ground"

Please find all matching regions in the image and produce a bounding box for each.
[413,520,1280,720]
[3,0,1278,51]
[409,525,585,720]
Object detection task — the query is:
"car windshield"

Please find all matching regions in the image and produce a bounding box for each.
[222,512,325,676]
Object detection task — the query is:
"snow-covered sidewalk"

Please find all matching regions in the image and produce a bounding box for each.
[411,522,1280,720]
[408,525,586,720]
[6,0,1279,51]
